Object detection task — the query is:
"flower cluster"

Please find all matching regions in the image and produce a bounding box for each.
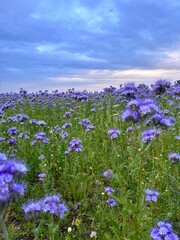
[168,152,180,164]
[145,189,159,202]
[108,128,121,139]
[141,129,161,143]
[31,131,49,145]
[0,153,27,203]
[66,138,83,153]
[79,118,95,131]
[150,221,179,240]
[22,195,68,220]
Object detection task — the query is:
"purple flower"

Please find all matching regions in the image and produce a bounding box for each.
[7,127,18,136]
[42,137,49,144]
[42,195,68,218]
[107,198,117,207]
[126,126,133,132]
[0,157,27,202]
[16,114,29,122]
[18,132,29,139]
[151,79,171,95]
[168,153,180,164]
[86,125,95,131]
[38,173,46,181]
[121,109,139,123]
[79,118,91,127]
[29,119,38,124]
[103,169,113,179]
[141,129,161,143]
[55,203,69,218]
[21,199,42,220]
[0,153,7,161]
[7,138,17,145]
[61,132,69,139]
[31,140,37,146]
[67,139,83,152]
[105,187,114,195]
[150,221,179,240]
[62,123,72,129]
[0,137,5,142]
[37,120,46,126]
[108,128,121,139]
[145,189,159,202]
[35,132,46,140]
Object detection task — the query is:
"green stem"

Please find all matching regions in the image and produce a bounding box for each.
[33,221,39,240]
[0,216,9,240]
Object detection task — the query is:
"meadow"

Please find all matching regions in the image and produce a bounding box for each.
[0,80,179,240]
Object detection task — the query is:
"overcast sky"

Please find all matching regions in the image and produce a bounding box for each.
[1,0,180,93]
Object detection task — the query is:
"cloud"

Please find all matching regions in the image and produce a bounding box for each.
[0,0,180,92]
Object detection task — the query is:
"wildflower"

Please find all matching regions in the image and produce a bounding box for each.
[38,155,45,160]
[126,126,133,132]
[37,120,46,126]
[31,140,37,146]
[106,198,117,207]
[0,137,5,142]
[21,199,42,220]
[38,173,46,181]
[62,123,72,129]
[0,156,27,203]
[150,221,179,240]
[61,132,69,139]
[18,132,29,139]
[121,109,139,123]
[141,129,161,143]
[42,195,68,218]
[0,153,7,161]
[35,132,46,140]
[42,137,49,144]
[55,203,69,218]
[151,79,171,95]
[145,189,159,202]
[105,187,114,195]
[79,118,91,127]
[7,138,17,145]
[103,169,113,179]
[90,231,97,238]
[67,139,83,152]
[86,125,95,131]
[29,119,38,124]
[7,127,18,136]
[108,128,121,139]
[168,153,180,164]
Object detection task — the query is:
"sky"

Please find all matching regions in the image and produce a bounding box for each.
[1,0,180,93]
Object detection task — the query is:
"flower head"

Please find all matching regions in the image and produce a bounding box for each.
[145,189,159,202]
[150,221,179,240]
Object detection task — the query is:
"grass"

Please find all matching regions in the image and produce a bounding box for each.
[0,83,179,239]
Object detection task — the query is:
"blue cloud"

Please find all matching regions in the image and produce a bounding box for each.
[0,0,180,92]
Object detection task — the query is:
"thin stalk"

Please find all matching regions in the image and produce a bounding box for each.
[0,216,9,240]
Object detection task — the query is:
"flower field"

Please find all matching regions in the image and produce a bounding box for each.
[0,80,179,239]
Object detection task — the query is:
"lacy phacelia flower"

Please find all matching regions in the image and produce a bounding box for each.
[150,221,179,240]
[145,189,159,202]
[67,139,83,152]
[106,198,117,207]
[21,199,42,220]
[103,169,113,179]
[105,187,114,195]
[7,127,19,136]
[108,129,121,139]
[168,152,180,164]
[141,129,161,143]
[0,153,27,203]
